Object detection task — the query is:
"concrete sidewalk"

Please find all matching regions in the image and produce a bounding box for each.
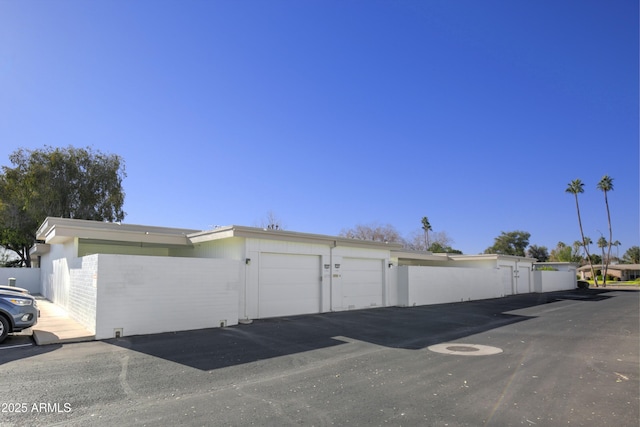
[31,296,95,345]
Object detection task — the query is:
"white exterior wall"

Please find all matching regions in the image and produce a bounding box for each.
[240,238,393,319]
[40,241,78,308]
[79,241,170,257]
[94,254,239,339]
[35,245,98,332]
[533,270,577,293]
[244,238,330,319]
[496,260,533,295]
[67,255,98,333]
[331,246,392,311]
[191,237,245,260]
[398,266,502,306]
[0,268,41,293]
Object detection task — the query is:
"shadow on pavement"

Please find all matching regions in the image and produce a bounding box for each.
[0,336,62,365]
[105,289,617,372]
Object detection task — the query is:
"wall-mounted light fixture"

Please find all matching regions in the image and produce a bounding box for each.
[245,258,251,265]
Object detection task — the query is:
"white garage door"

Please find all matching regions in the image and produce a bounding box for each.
[341,258,384,309]
[516,266,531,294]
[259,253,321,318]
[499,265,513,296]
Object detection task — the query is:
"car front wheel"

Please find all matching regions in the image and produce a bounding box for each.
[0,315,9,344]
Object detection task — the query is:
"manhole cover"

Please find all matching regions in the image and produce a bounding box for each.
[446,345,479,352]
[428,343,503,356]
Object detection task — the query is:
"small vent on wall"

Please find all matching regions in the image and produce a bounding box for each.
[114,328,123,338]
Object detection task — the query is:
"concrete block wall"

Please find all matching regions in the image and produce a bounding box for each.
[0,268,41,293]
[40,241,78,306]
[398,266,502,306]
[67,255,98,333]
[533,270,577,293]
[94,255,240,339]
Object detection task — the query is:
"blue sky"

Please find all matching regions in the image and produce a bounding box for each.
[1,1,638,256]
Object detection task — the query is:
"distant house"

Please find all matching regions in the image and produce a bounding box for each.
[577,264,640,281]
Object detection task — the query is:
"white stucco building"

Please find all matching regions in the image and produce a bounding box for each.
[25,217,576,340]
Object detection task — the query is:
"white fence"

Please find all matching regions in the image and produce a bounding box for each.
[94,255,240,339]
[36,256,578,340]
[0,268,41,293]
[43,254,241,339]
[398,266,577,307]
[533,270,577,293]
[397,266,503,306]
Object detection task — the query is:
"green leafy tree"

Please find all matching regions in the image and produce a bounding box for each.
[526,244,549,262]
[0,146,126,266]
[549,241,583,263]
[427,241,463,254]
[484,230,530,256]
[597,175,614,285]
[566,179,597,285]
[622,246,640,264]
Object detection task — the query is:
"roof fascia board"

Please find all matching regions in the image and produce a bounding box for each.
[188,226,404,250]
[449,254,538,262]
[391,250,449,262]
[37,217,195,246]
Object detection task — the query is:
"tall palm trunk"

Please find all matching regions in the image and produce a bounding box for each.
[603,190,612,286]
[573,194,597,286]
[597,176,614,287]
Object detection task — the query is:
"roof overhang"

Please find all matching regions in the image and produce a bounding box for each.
[189,225,405,250]
[535,262,578,267]
[448,254,538,263]
[29,243,50,256]
[36,217,198,247]
[391,250,450,262]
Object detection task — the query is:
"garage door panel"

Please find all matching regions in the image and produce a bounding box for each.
[262,253,319,269]
[500,265,513,296]
[260,283,318,299]
[259,253,321,318]
[342,258,383,309]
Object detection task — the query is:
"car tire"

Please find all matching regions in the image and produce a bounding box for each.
[0,315,8,344]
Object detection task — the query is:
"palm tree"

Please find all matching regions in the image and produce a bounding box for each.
[612,240,621,261]
[597,236,608,286]
[597,175,614,286]
[566,179,598,285]
[421,217,432,251]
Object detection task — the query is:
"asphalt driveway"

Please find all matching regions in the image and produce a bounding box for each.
[1,289,638,426]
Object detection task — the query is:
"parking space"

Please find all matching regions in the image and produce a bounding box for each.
[0,333,33,350]
[1,288,637,426]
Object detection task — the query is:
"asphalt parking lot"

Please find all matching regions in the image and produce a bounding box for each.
[1,288,638,426]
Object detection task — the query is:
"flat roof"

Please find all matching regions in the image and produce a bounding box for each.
[188,225,405,250]
[448,254,538,263]
[36,217,199,246]
[35,218,405,251]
